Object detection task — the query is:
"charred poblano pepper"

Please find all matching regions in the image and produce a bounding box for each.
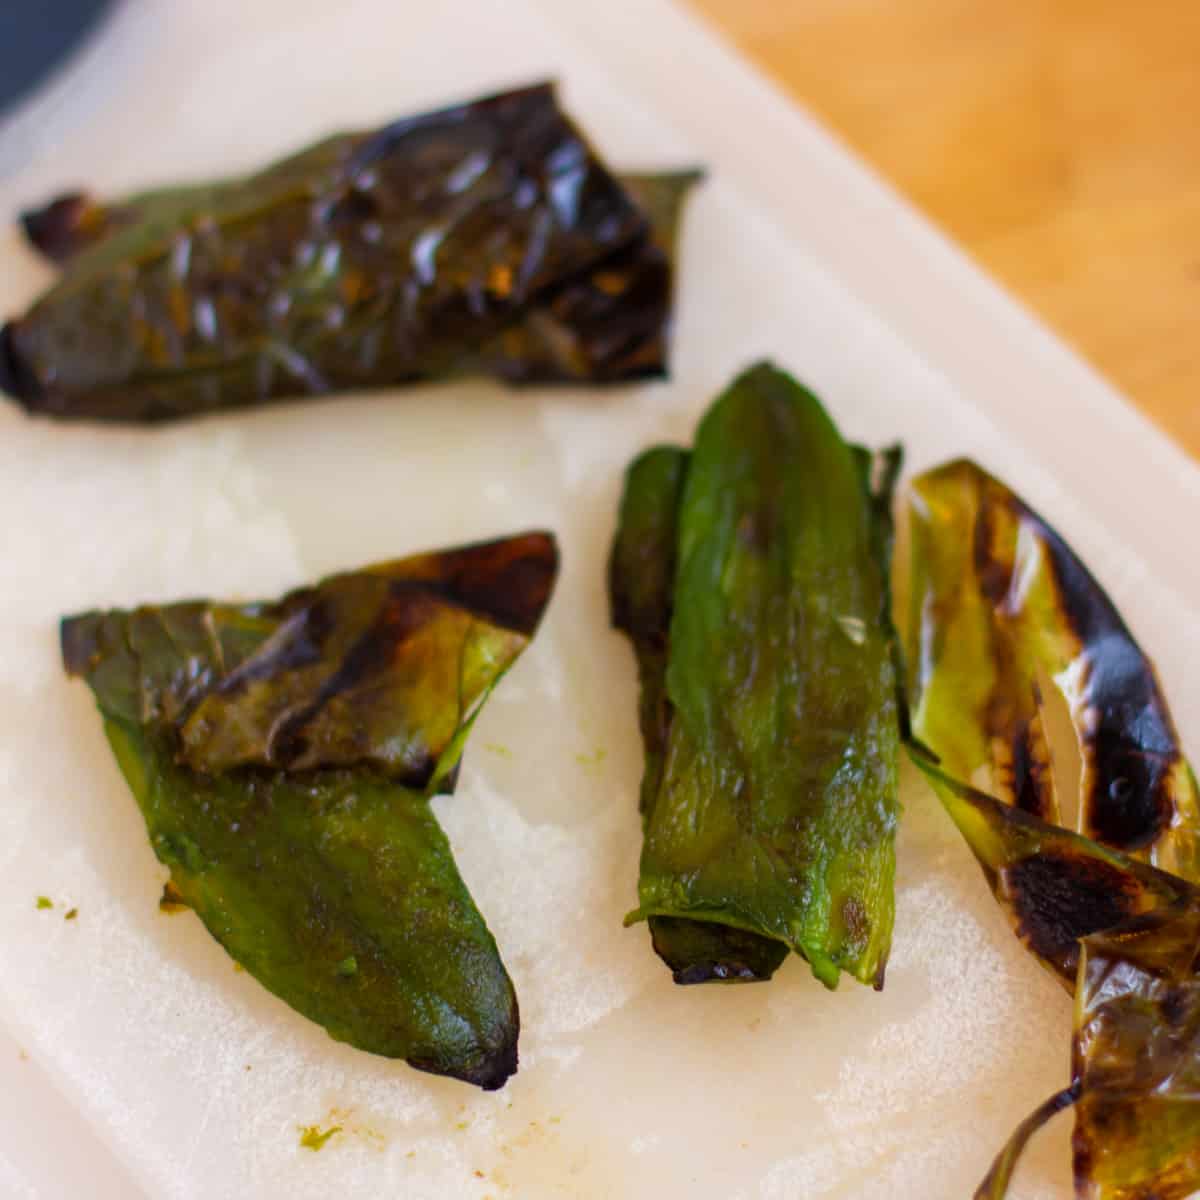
[611,363,902,988]
[2,84,699,422]
[906,459,1200,1198]
[61,533,558,1090]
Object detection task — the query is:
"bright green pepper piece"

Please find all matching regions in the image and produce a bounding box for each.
[617,363,901,989]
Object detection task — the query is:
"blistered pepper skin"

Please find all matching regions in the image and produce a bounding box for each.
[615,363,901,989]
[4,85,699,422]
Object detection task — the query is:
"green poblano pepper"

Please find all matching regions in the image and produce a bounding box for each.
[2,83,700,422]
[612,362,902,989]
[61,533,558,1089]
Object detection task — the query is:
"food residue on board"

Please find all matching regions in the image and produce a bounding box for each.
[573,748,607,775]
[159,880,187,913]
[298,1124,342,1152]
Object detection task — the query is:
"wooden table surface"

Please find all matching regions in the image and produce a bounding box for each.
[688,0,1200,460]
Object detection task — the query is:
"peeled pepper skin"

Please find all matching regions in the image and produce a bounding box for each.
[2,84,699,422]
[904,459,1200,1198]
[61,533,557,1090]
[622,363,900,989]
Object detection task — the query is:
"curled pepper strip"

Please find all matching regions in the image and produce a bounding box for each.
[906,459,1200,1197]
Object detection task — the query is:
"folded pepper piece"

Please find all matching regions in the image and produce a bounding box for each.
[61,533,558,1090]
[613,363,901,989]
[2,83,700,422]
[905,459,1200,1197]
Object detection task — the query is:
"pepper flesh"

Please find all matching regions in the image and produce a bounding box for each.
[3,83,699,422]
[610,445,787,983]
[616,363,901,989]
[61,532,558,1089]
[905,459,1200,1197]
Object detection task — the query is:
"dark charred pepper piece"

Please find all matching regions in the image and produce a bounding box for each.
[4,84,700,422]
[616,363,901,989]
[905,459,1200,1197]
[908,745,1196,988]
[61,533,558,1089]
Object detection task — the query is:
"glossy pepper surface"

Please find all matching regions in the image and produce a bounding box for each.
[613,363,901,988]
[3,84,698,422]
[62,533,557,1089]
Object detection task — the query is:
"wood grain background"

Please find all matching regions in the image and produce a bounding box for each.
[688,0,1200,459]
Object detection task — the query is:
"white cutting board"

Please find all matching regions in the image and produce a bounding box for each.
[1,2,1197,1197]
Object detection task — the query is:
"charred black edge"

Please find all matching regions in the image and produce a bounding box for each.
[1001,850,1147,982]
[349,81,558,175]
[0,322,41,407]
[1009,479,1182,851]
[353,531,559,638]
[414,531,560,638]
[60,612,103,677]
[60,536,557,785]
[408,998,519,1092]
[950,457,1185,852]
[670,960,775,985]
[19,191,99,263]
[907,739,1200,980]
[649,915,788,985]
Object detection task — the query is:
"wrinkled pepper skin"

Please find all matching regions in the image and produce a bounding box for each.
[615,363,901,989]
[3,84,699,422]
[905,459,1200,1198]
[610,445,788,983]
[61,533,558,1089]
[908,459,1200,877]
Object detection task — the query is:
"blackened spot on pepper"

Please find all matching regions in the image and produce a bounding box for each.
[1160,986,1192,1028]
[327,186,379,228]
[19,192,108,263]
[0,322,41,406]
[423,533,559,634]
[1004,851,1142,980]
[1086,739,1175,851]
[650,916,787,985]
[1011,718,1051,818]
[973,499,1013,608]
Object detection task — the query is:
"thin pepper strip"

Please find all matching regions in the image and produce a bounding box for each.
[616,363,901,989]
[610,444,788,983]
[905,458,1200,1197]
[3,84,700,421]
[62,532,557,1089]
